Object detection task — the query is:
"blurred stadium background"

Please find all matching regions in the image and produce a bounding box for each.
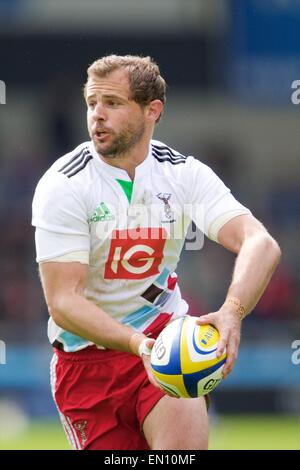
[0,0,299,450]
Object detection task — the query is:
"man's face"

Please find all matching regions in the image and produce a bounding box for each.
[85,69,146,158]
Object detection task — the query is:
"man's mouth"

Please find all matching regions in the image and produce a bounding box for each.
[95,130,109,137]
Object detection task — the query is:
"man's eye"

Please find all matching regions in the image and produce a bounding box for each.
[88,102,96,109]
[107,100,119,107]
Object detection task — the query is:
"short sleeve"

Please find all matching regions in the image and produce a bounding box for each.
[184,157,251,240]
[32,171,90,262]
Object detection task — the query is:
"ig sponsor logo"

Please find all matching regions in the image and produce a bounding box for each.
[104,228,166,279]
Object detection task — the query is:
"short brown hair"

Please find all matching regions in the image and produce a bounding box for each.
[84,54,166,107]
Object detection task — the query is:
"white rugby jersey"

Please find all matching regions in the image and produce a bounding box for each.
[32,139,250,352]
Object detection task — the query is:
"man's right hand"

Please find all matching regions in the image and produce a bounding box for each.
[139,338,178,398]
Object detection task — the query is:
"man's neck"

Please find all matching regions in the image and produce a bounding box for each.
[99,139,150,181]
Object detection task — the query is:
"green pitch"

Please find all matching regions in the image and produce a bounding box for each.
[0,415,299,450]
[209,415,300,450]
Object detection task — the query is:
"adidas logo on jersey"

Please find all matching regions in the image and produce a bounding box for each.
[89,202,115,222]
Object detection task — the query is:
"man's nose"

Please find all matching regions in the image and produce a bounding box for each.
[93,103,107,120]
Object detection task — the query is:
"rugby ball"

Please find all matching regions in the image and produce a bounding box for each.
[150,315,226,398]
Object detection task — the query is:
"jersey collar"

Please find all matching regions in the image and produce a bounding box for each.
[89,141,153,181]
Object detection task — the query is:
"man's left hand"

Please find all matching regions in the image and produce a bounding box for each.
[196,308,242,379]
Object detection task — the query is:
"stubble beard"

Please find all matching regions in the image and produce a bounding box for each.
[93,119,146,159]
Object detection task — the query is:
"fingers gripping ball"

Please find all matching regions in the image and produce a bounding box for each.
[150,315,226,398]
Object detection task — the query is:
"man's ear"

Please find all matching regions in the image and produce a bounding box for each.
[145,100,164,123]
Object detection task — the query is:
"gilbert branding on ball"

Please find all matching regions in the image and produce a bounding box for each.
[150,315,226,398]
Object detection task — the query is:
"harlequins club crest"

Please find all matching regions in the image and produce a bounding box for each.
[156,193,175,223]
[73,420,88,446]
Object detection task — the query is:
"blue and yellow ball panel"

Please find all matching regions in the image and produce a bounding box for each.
[150,370,190,398]
[180,317,222,373]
